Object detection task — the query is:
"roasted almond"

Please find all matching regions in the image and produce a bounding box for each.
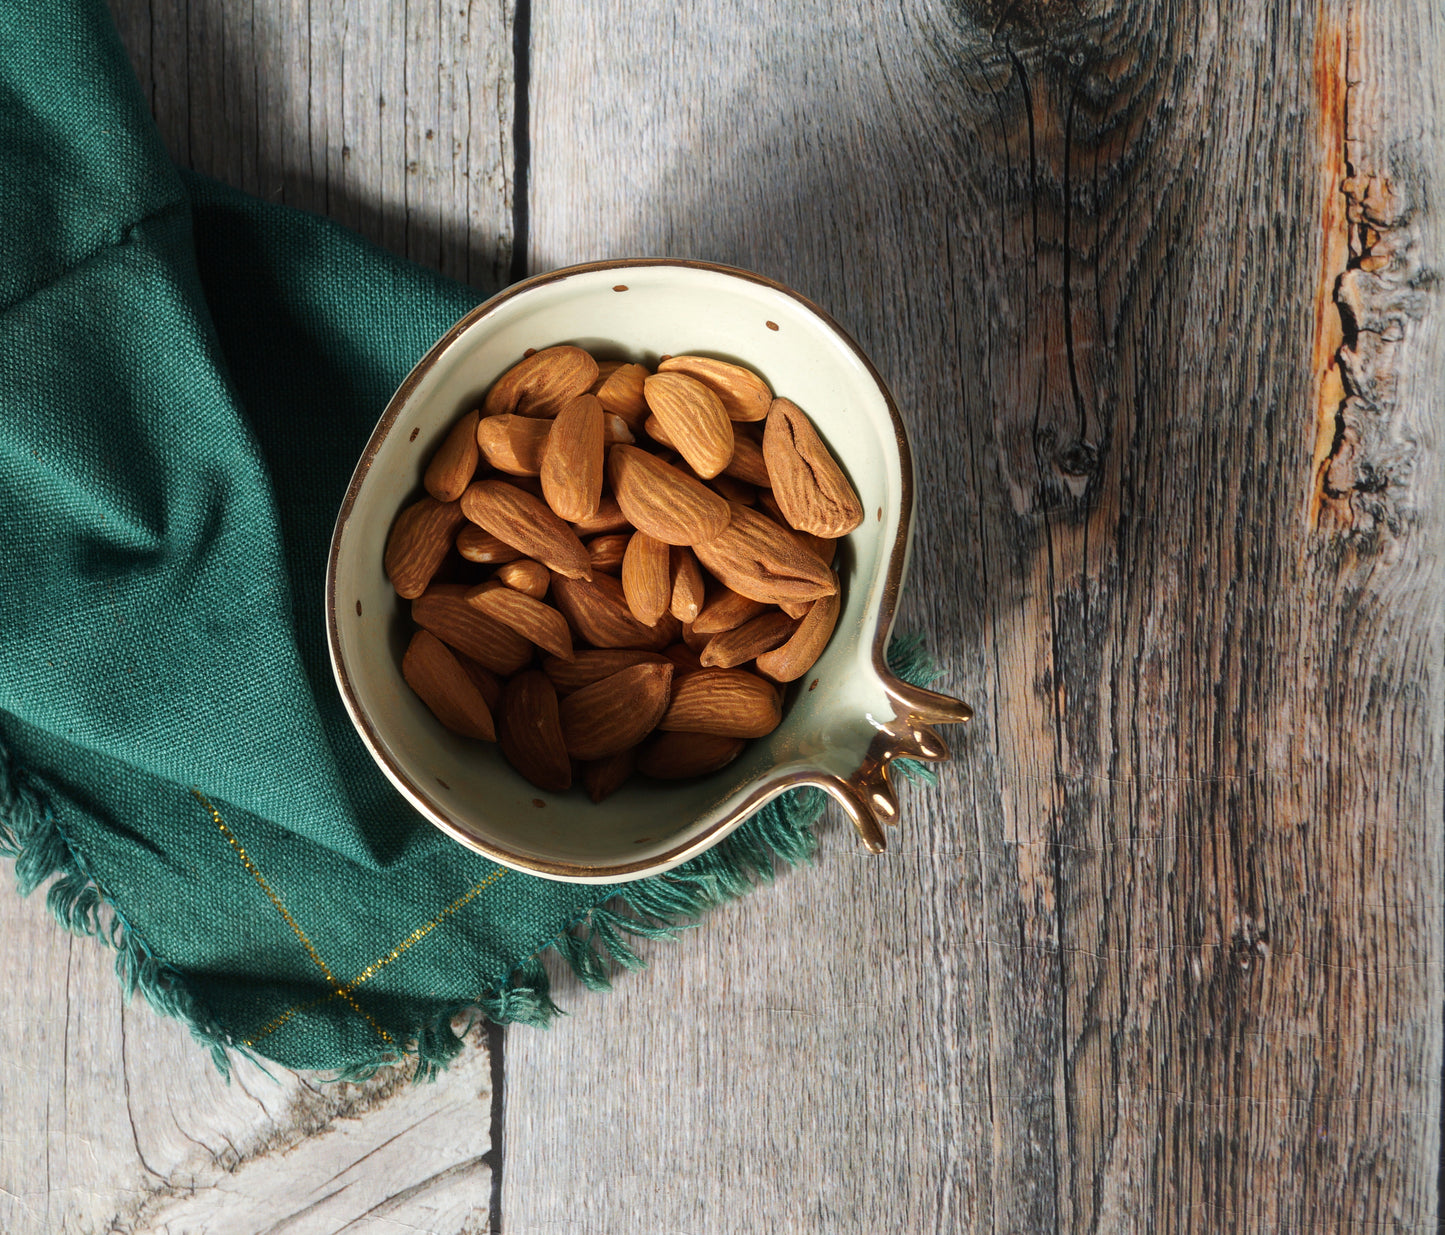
[461,480,593,580]
[657,355,771,422]
[642,372,734,478]
[412,585,534,675]
[692,504,838,604]
[621,531,672,626]
[424,410,481,502]
[756,583,840,682]
[456,524,523,564]
[763,397,864,536]
[571,494,632,536]
[607,445,731,545]
[551,572,680,650]
[483,345,599,419]
[385,497,465,599]
[586,533,630,575]
[498,670,572,792]
[558,662,674,760]
[692,587,768,636]
[699,611,799,669]
[540,393,604,522]
[592,361,650,429]
[465,583,574,661]
[495,559,550,599]
[583,748,636,802]
[723,429,771,487]
[542,648,671,695]
[402,630,496,740]
[637,731,746,779]
[660,668,782,738]
[669,546,706,623]
[476,413,550,476]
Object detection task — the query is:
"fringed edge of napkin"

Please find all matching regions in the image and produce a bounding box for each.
[1,634,942,1082]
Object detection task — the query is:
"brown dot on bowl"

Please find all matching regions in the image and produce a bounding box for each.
[613,284,628,292]
[809,678,819,692]
[355,599,362,616]
[532,797,546,808]
[634,837,653,844]
[436,777,451,790]
[876,506,883,521]
[409,427,420,442]
[765,320,779,331]
[523,347,537,358]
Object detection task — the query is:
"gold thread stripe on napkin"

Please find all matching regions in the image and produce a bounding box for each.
[190,790,393,1045]
[240,868,508,1048]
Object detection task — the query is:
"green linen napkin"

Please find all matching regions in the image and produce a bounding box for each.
[0,0,937,1075]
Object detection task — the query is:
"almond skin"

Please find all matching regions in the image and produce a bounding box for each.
[571,494,632,536]
[465,583,574,661]
[498,670,572,792]
[456,524,523,564]
[637,731,746,779]
[669,546,706,622]
[642,372,734,478]
[659,668,782,738]
[692,504,838,604]
[692,587,768,636]
[558,662,674,760]
[402,630,496,740]
[483,345,599,419]
[540,392,604,522]
[592,362,650,429]
[763,397,864,536]
[699,610,799,669]
[586,534,631,575]
[542,648,671,695]
[476,414,550,476]
[550,572,680,650]
[385,497,465,599]
[455,652,504,712]
[707,473,757,506]
[424,410,480,502]
[583,748,636,802]
[607,445,731,546]
[461,480,593,580]
[661,642,705,677]
[412,585,534,675]
[723,429,771,487]
[657,355,772,422]
[756,583,841,682]
[681,621,711,654]
[495,559,551,598]
[621,531,672,626]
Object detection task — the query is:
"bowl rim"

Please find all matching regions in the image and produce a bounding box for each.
[326,257,917,881]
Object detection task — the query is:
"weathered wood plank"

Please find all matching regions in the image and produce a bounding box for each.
[508,1,1443,1231]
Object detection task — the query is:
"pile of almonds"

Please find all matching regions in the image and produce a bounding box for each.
[384,345,863,801]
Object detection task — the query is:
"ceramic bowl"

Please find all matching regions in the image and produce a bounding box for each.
[326,259,971,883]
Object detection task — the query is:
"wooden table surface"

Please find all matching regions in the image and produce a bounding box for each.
[3,1,1442,1232]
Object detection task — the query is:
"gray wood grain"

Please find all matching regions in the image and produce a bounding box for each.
[505,0,1445,1231]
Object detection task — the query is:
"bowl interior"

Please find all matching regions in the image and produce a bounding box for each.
[330,262,909,881]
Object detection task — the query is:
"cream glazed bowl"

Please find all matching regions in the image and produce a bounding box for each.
[326,259,971,883]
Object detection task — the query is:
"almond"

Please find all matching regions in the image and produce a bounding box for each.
[592,361,650,429]
[692,587,768,636]
[456,524,523,564]
[558,662,674,760]
[402,630,496,740]
[540,393,604,522]
[465,583,574,661]
[637,731,746,779]
[796,531,837,567]
[642,373,734,478]
[757,485,786,524]
[657,355,771,422]
[723,429,771,487]
[571,494,632,536]
[778,598,813,620]
[455,652,504,712]
[583,748,636,802]
[495,559,550,599]
[423,410,481,502]
[681,621,711,653]
[385,497,465,599]
[607,445,731,546]
[692,504,838,604]
[707,473,757,506]
[669,546,706,622]
[591,359,625,384]
[483,345,599,419]
[586,534,630,575]
[621,531,671,626]
[461,480,593,580]
[763,397,864,536]
[498,670,572,792]
[659,668,782,738]
[603,413,635,444]
[551,572,680,650]
[542,648,671,695]
[412,585,534,674]
[699,611,799,669]
[476,414,550,476]
[756,583,841,682]
[643,415,675,450]
[661,642,705,677]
